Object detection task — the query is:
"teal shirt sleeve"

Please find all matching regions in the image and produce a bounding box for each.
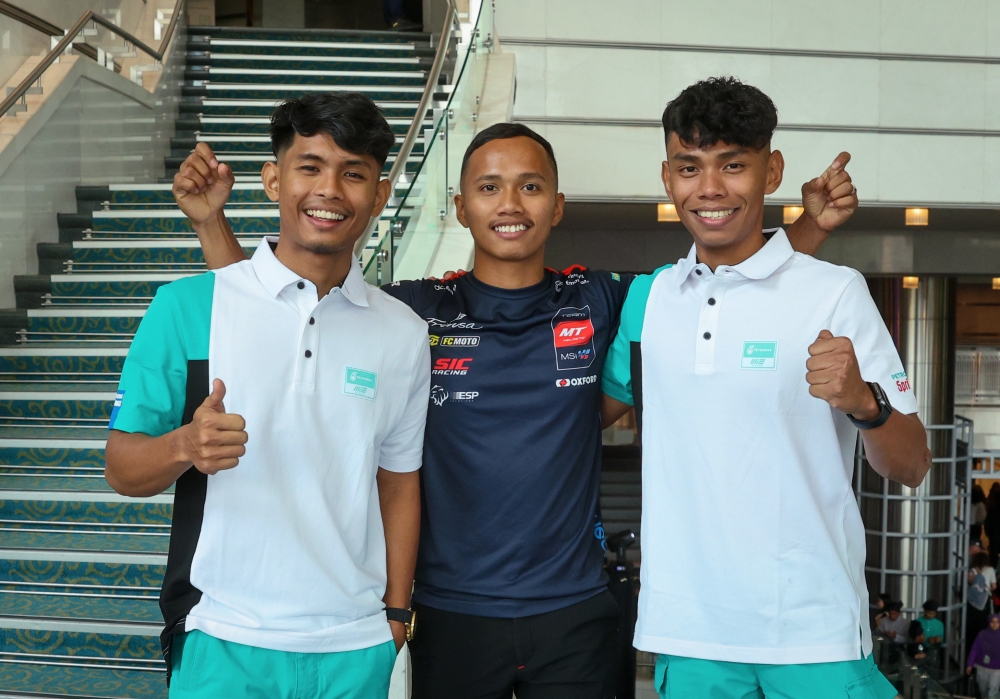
[110,273,214,436]
[601,265,671,406]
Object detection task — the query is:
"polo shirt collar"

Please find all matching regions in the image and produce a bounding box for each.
[250,235,369,307]
[673,227,793,287]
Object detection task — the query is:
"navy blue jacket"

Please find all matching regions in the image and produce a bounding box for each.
[383,268,632,617]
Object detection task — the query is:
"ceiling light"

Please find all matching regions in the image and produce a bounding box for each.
[783,205,804,224]
[657,203,680,222]
[905,208,929,226]
[992,278,1000,291]
[903,276,919,289]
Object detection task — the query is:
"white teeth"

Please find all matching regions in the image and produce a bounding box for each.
[696,209,735,220]
[494,224,528,233]
[306,209,346,221]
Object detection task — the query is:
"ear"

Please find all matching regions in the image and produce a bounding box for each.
[455,193,468,228]
[661,160,673,201]
[764,149,784,195]
[261,161,279,202]
[551,192,566,227]
[371,177,392,219]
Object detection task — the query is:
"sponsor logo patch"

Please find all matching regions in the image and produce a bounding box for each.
[433,358,473,375]
[427,313,481,329]
[441,335,480,347]
[452,391,479,402]
[740,341,778,370]
[430,385,449,406]
[552,306,597,371]
[555,376,598,387]
[344,367,378,400]
[108,390,125,429]
[892,371,912,393]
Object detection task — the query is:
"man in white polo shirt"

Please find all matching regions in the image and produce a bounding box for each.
[104,92,430,698]
[602,77,931,698]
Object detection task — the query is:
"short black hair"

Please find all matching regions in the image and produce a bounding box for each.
[908,620,925,638]
[662,76,778,152]
[460,122,558,184]
[922,600,939,612]
[270,92,396,165]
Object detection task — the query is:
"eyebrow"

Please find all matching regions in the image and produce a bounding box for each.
[295,153,373,170]
[671,148,750,163]
[474,172,548,183]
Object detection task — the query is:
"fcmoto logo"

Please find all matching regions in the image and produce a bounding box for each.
[555,376,597,387]
[433,358,473,375]
[551,306,596,371]
[429,335,480,347]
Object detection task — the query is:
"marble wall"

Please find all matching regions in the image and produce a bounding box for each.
[494,0,1000,207]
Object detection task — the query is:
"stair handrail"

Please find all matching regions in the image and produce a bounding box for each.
[0,0,185,119]
[354,1,457,258]
[0,1,64,36]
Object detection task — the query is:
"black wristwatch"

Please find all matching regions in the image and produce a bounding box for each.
[848,382,893,430]
[386,607,416,641]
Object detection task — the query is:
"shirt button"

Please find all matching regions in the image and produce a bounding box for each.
[708,298,716,306]
[703,332,711,340]
[309,317,315,325]
[304,350,312,358]
[297,281,305,290]
[695,269,702,276]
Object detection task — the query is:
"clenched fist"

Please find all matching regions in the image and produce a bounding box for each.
[172,143,235,226]
[806,330,879,420]
[179,379,248,475]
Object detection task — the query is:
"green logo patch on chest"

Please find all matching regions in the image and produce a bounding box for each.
[741,341,778,370]
[344,367,378,400]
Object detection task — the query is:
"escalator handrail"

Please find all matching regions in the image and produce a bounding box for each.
[0,0,185,119]
[353,1,457,259]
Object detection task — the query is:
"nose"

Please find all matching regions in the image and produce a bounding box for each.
[495,186,524,216]
[696,168,727,200]
[313,169,344,200]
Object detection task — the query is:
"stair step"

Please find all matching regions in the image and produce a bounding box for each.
[195,98,421,118]
[183,84,424,101]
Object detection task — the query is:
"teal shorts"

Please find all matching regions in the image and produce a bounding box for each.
[168,630,397,699]
[655,652,898,699]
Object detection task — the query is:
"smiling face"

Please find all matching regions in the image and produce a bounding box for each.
[662,133,784,268]
[262,132,390,256]
[455,135,564,267]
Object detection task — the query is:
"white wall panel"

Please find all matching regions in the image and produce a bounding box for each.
[545,0,662,43]
[877,134,985,204]
[545,47,662,119]
[878,0,989,57]
[658,1,775,50]
[542,124,664,199]
[879,61,987,130]
[768,57,880,126]
[770,0,881,53]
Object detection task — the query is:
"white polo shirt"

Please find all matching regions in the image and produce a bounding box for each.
[603,229,918,664]
[113,236,431,653]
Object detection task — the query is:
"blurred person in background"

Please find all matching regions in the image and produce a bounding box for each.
[968,614,1000,699]
[969,551,997,657]
[878,602,909,644]
[917,599,944,646]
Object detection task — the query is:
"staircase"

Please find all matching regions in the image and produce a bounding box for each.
[0,25,434,698]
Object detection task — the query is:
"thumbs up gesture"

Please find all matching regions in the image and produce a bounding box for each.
[806,330,879,419]
[180,379,249,475]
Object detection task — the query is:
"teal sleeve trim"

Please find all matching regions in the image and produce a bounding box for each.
[111,273,214,436]
[600,264,672,405]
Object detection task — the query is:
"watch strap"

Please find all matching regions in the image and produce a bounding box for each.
[848,382,892,430]
[385,607,413,625]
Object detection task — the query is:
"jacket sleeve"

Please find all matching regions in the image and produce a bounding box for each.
[969,631,984,668]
